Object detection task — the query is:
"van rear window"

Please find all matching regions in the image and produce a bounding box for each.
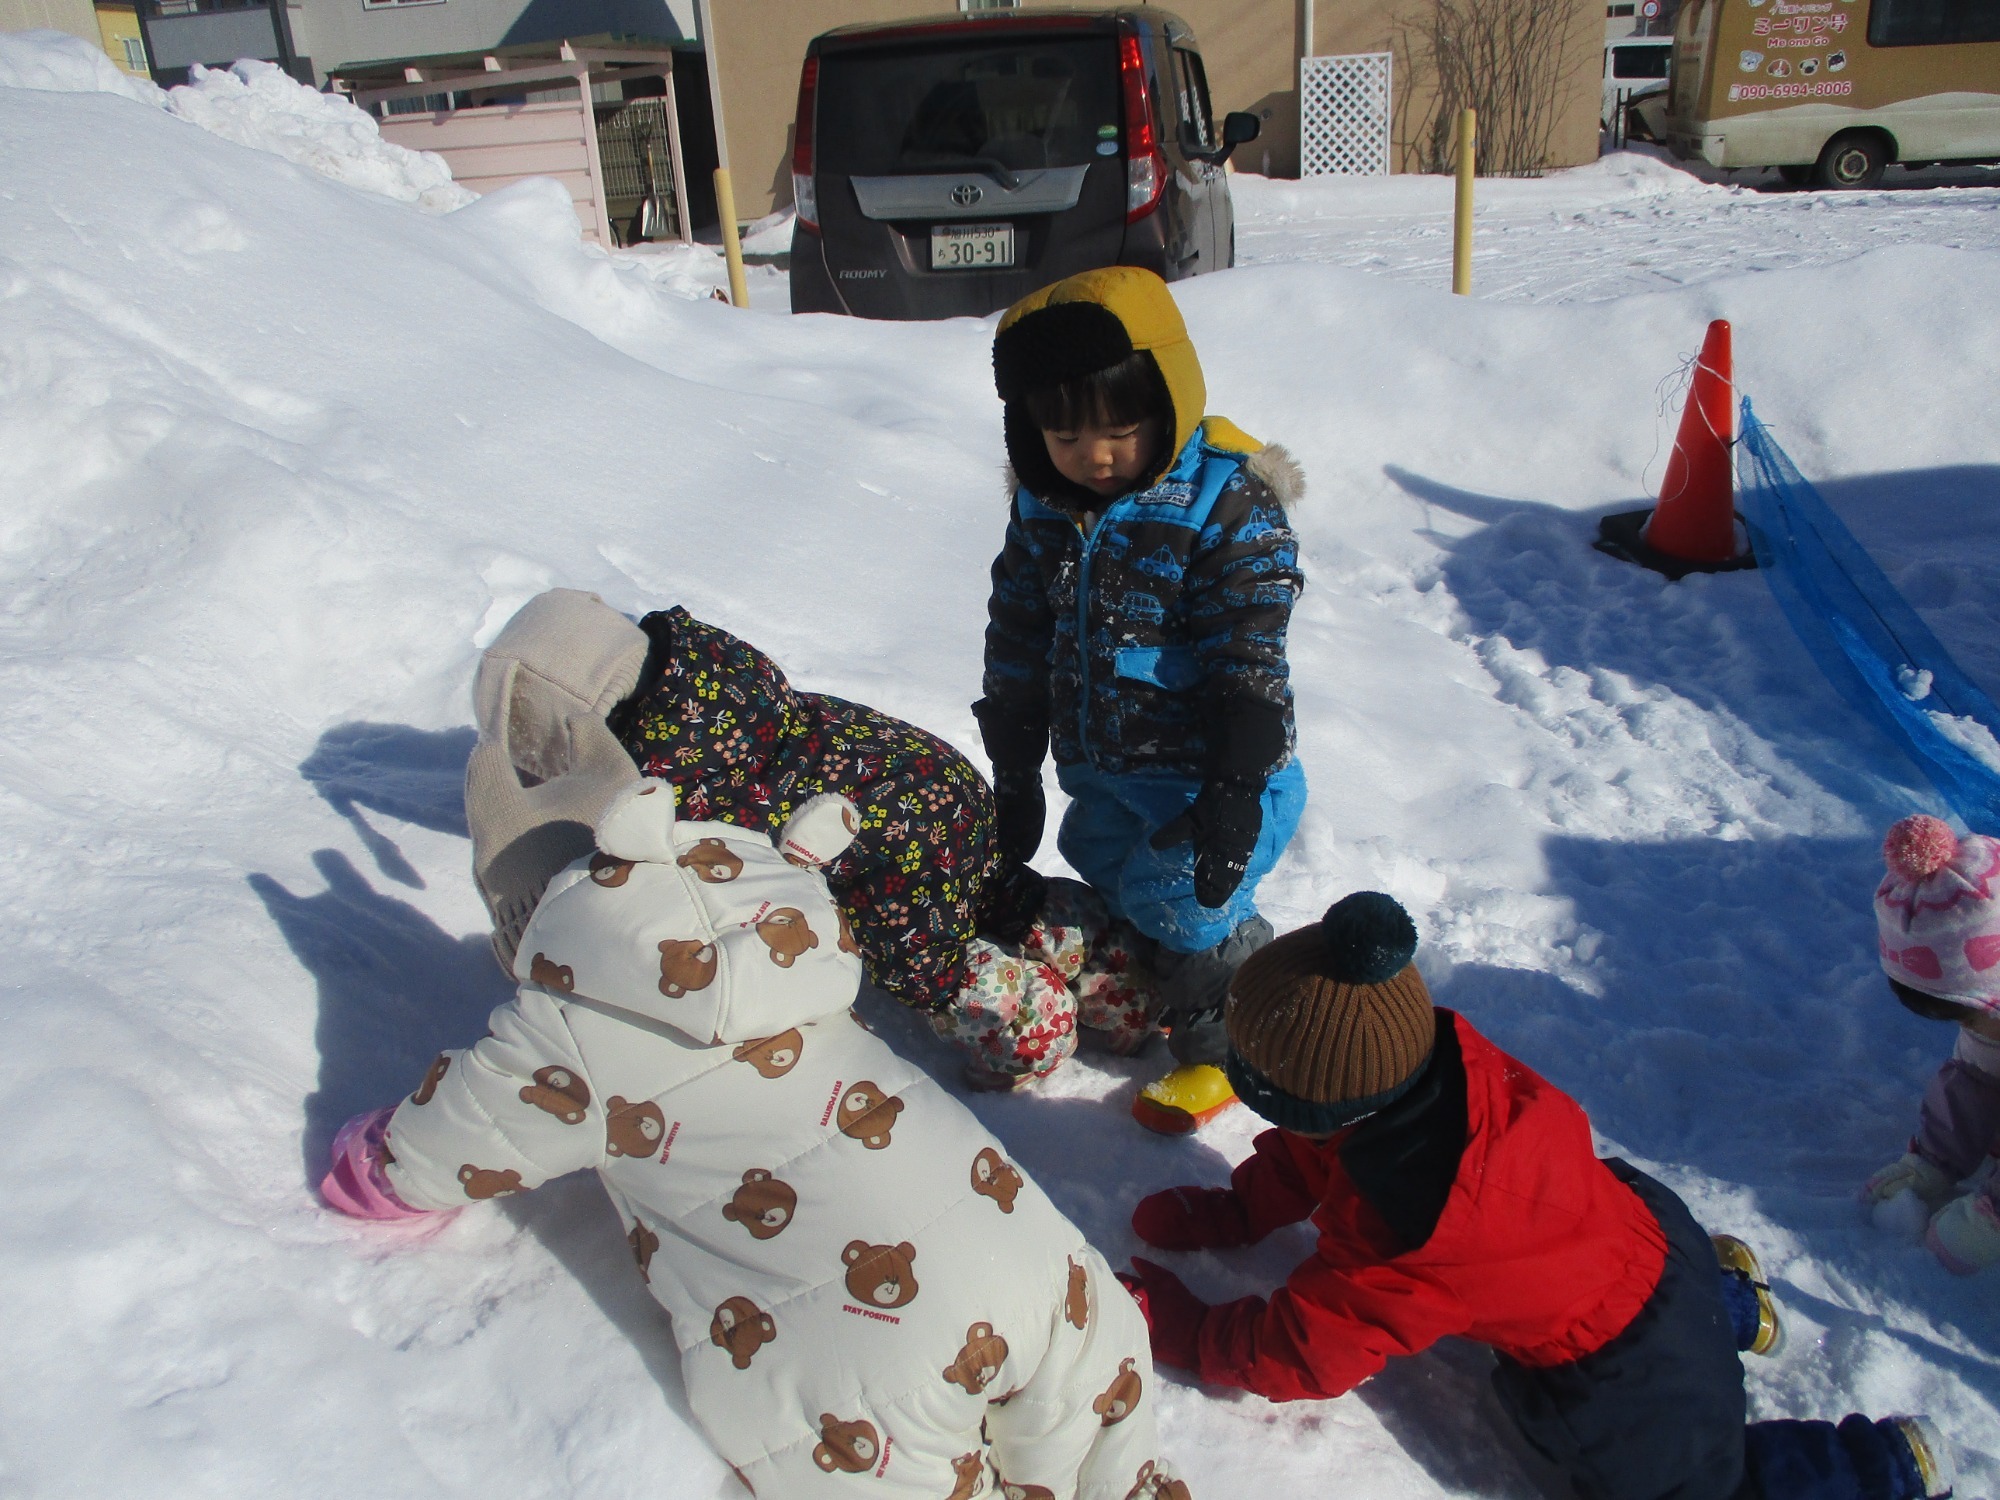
[815,37,1121,176]
[1868,0,2000,45]
[1612,45,1672,77]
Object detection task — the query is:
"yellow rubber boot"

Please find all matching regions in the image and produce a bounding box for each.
[1711,1234,1783,1356]
[1131,1064,1238,1135]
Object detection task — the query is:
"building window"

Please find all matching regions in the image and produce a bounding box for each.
[959,0,1019,11]
[1607,4,1637,15]
[121,35,147,68]
[361,0,447,10]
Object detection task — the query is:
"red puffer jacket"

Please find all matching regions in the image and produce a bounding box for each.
[1180,1012,1668,1402]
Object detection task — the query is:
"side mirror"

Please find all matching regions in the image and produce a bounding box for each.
[1221,111,1261,149]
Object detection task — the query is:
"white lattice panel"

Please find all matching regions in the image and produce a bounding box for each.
[1300,52,1393,176]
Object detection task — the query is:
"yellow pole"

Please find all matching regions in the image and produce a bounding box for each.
[1452,108,1476,297]
[713,167,749,308]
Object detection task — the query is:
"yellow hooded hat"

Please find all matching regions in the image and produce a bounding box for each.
[993,267,1210,504]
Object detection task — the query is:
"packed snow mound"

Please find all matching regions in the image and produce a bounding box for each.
[0,31,471,211]
[0,27,161,103]
[3,69,2000,1500]
[168,60,476,213]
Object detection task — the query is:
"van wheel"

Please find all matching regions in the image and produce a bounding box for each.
[1776,164,1812,186]
[1814,132,1889,189]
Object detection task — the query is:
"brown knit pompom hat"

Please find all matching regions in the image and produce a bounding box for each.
[1224,892,1437,1133]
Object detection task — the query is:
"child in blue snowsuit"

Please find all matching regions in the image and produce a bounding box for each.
[973,267,1306,1131]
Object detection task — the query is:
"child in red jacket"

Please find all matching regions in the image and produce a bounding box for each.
[1124,893,1954,1500]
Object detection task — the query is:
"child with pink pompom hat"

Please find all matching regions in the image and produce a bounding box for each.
[1860,814,2000,1275]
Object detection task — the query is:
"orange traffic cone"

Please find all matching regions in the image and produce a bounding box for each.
[1595,319,1757,579]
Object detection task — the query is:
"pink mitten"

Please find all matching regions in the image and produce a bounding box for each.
[1926,1192,2000,1276]
[320,1106,432,1221]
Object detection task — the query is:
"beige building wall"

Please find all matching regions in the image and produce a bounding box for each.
[0,0,102,45]
[706,0,1604,219]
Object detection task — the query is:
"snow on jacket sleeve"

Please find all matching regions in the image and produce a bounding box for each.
[1182,468,1301,721]
[1185,1129,1476,1401]
[1189,1246,1475,1403]
[382,986,607,1211]
[981,497,1057,724]
[1913,1027,2000,1183]
[1230,1128,1331,1243]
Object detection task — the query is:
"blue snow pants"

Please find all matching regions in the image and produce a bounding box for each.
[1053,759,1307,955]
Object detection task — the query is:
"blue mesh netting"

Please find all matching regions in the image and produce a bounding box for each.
[1737,397,2000,827]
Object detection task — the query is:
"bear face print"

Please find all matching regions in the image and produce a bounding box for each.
[842,1240,919,1309]
[812,1414,879,1475]
[411,1053,450,1105]
[709,1295,776,1370]
[836,1083,904,1150]
[1125,1462,1192,1500]
[457,1164,525,1199]
[628,1220,660,1281]
[589,852,635,888]
[676,838,743,883]
[732,1029,804,1078]
[528,952,575,993]
[997,1480,1055,1500]
[1065,1259,1089,1330]
[722,1169,797,1239]
[519,1065,590,1124]
[658,939,718,998]
[1092,1358,1142,1426]
[756,908,819,967]
[605,1096,666,1158]
[948,1452,985,1500]
[836,907,861,957]
[942,1322,1009,1395]
[971,1148,1023,1213]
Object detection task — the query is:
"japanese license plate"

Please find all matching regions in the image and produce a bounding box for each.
[930,223,1015,270]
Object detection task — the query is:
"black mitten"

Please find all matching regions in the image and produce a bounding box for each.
[974,696,1049,864]
[990,769,1047,866]
[1150,779,1264,908]
[1148,693,1290,909]
[975,858,1049,945]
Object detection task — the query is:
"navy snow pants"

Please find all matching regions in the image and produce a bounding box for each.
[1493,1164,1931,1500]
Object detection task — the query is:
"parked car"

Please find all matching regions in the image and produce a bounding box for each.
[1658,0,2000,187]
[788,7,1261,319]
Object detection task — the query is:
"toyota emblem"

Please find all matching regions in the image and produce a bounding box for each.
[951,182,984,207]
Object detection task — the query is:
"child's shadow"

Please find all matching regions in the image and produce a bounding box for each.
[256,721,697,1423]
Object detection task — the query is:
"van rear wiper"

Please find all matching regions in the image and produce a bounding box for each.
[956,157,1022,190]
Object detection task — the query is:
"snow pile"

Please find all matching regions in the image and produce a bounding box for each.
[0,30,471,211]
[168,60,476,213]
[3,71,2000,1499]
[0,26,160,103]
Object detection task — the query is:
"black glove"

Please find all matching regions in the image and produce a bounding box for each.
[1150,779,1265,908]
[991,768,1047,866]
[975,858,1049,945]
[973,696,1050,864]
[1148,692,1290,909]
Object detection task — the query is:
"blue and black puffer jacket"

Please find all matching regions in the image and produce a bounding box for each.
[982,269,1304,782]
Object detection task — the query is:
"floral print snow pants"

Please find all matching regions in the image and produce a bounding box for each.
[933,878,1160,1081]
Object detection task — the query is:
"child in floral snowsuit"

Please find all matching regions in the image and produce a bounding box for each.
[604,603,1158,1085]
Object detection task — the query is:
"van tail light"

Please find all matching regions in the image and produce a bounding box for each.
[1118,30,1165,223]
[792,55,820,230]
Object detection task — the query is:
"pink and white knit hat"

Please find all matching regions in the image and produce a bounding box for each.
[1875,815,2000,1011]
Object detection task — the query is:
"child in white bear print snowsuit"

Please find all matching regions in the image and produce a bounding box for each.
[321,779,1179,1500]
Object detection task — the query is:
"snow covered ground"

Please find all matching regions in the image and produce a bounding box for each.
[3,32,1999,1498]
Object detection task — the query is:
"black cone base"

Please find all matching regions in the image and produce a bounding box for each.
[1593,507,1759,581]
